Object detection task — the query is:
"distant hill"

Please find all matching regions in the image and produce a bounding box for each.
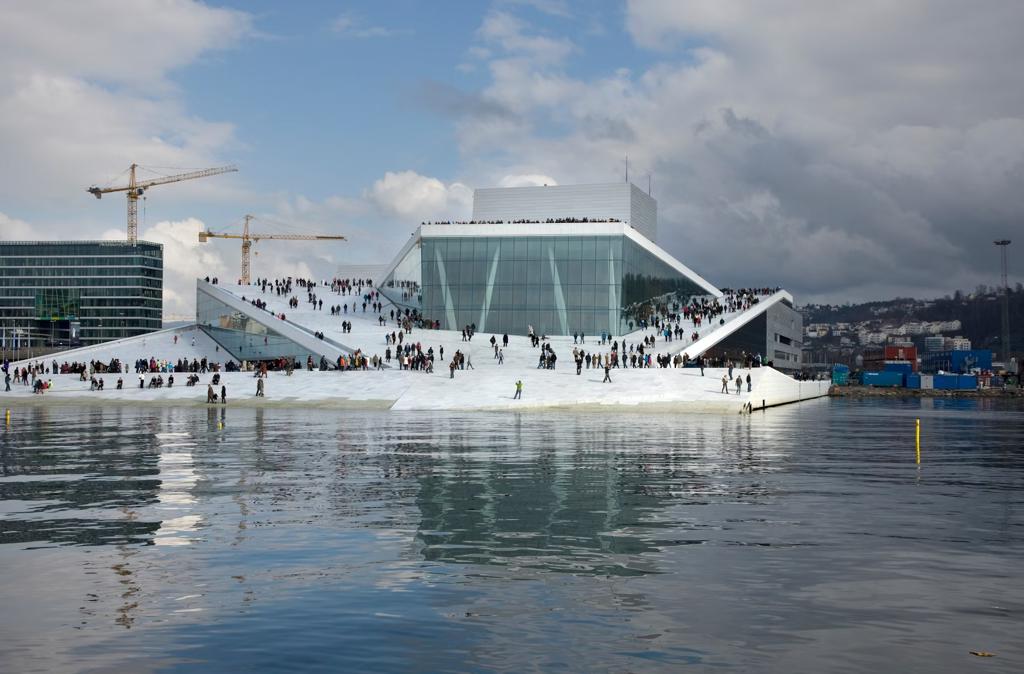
[802,285,1023,353]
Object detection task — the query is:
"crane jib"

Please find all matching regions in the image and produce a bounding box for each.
[86,164,238,244]
[197,218,345,283]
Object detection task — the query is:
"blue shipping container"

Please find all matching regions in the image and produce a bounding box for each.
[906,374,921,389]
[884,362,913,375]
[951,350,992,372]
[832,364,850,385]
[933,374,960,390]
[863,371,904,387]
[958,375,977,390]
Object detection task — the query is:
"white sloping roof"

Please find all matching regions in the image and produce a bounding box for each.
[198,280,357,359]
[673,290,794,360]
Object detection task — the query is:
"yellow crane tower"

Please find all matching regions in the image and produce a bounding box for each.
[87,163,238,244]
[199,215,346,284]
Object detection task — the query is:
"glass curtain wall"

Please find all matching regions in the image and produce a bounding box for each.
[380,240,423,312]
[420,234,711,336]
[620,238,707,331]
[701,313,768,364]
[0,241,163,347]
[196,288,311,362]
[422,235,623,336]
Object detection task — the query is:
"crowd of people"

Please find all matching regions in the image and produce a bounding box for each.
[383,279,420,304]
[420,217,622,225]
[1,274,798,403]
[133,357,221,374]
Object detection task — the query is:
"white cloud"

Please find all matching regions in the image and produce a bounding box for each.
[499,0,572,18]
[454,2,1024,301]
[498,174,559,188]
[0,2,250,224]
[0,212,37,240]
[367,171,472,220]
[0,1,250,91]
[330,13,411,39]
[478,11,574,65]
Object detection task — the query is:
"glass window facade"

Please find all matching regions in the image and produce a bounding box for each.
[380,239,423,312]
[196,287,314,362]
[703,313,768,364]
[0,241,162,350]
[700,302,803,370]
[419,234,707,336]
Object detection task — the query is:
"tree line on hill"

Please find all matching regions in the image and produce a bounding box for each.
[802,284,1023,354]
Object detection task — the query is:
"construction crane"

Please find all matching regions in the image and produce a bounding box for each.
[199,215,346,284]
[87,163,238,244]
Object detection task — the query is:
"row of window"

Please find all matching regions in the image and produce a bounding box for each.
[0,243,161,256]
[0,257,162,267]
[422,236,625,262]
[0,267,162,277]
[773,333,803,348]
[78,315,161,324]
[0,287,161,298]
[0,278,162,288]
[1,308,161,319]
[2,320,158,333]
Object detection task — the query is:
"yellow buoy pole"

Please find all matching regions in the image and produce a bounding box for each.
[915,418,921,464]
[5,409,10,426]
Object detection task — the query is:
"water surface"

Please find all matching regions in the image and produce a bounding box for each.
[1,398,1022,672]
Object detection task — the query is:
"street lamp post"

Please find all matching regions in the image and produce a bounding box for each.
[994,240,1012,365]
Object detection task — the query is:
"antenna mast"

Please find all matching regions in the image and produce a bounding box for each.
[994,239,1012,364]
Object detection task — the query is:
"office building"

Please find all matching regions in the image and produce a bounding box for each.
[0,240,162,352]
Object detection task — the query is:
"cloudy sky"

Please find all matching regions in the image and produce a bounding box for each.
[1,0,1021,318]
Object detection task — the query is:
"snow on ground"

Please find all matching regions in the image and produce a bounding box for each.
[2,280,829,411]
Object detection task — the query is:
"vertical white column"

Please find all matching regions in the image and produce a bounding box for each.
[607,257,619,336]
[548,246,569,335]
[478,243,501,332]
[433,247,458,330]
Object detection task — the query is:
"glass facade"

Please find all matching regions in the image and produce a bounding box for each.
[702,313,768,364]
[696,302,803,370]
[419,234,707,336]
[380,240,423,312]
[0,240,162,350]
[196,287,313,362]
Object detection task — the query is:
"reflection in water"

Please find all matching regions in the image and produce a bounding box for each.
[0,400,1021,673]
[409,414,792,576]
[111,508,141,630]
[154,432,201,547]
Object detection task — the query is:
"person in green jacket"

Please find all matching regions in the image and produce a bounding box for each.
[514,380,523,399]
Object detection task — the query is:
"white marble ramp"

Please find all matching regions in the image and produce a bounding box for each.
[8,324,231,369]
[3,279,829,412]
[1,365,829,412]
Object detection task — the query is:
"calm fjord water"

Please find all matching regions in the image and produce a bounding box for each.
[1,398,1022,673]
